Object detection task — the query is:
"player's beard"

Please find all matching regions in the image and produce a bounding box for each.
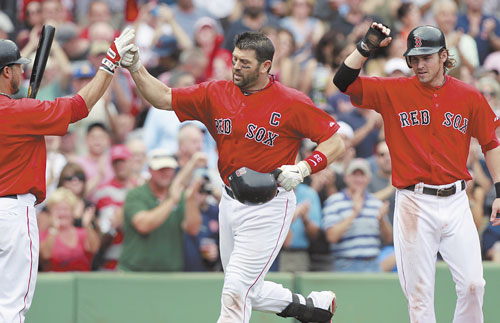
[10,72,20,94]
[233,68,259,91]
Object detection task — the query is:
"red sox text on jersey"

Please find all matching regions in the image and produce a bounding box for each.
[398,109,468,134]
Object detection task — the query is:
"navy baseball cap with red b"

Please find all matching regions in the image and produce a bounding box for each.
[0,39,31,70]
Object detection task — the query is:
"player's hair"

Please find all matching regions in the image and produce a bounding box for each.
[440,48,456,71]
[235,31,275,65]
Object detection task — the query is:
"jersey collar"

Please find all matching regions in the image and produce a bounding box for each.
[240,74,276,96]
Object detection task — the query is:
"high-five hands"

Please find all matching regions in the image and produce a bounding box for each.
[100,27,135,74]
[121,45,142,73]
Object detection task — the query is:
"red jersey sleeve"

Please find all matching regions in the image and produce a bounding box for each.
[469,91,500,153]
[345,76,387,113]
[171,82,212,125]
[0,95,88,136]
[287,91,339,143]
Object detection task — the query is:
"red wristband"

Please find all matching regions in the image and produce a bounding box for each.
[304,150,328,174]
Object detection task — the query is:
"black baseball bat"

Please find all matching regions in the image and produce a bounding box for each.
[27,25,55,99]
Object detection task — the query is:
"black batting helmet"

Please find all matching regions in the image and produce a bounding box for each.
[227,167,280,205]
[403,26,446,67]
[0,40,31,70]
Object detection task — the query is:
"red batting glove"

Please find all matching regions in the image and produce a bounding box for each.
[100,27,135,75]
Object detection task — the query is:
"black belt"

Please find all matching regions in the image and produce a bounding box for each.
[404,180,465,197]
[224,185,280,200]
[224,185,235,199]
[0,194,17,199]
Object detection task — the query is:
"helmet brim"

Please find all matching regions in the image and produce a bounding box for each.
[13,57,31,65]
[403,47,443,57]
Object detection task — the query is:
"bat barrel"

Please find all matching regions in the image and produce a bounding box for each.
[27,25,56,98]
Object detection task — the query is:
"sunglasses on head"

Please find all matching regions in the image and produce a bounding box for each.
[63,173,86,182]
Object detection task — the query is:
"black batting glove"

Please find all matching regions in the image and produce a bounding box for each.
[356,23,390,57]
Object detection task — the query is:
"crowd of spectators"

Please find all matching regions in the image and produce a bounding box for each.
[1,0,500,273]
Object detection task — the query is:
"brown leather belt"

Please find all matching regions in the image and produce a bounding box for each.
[404,180,465,197]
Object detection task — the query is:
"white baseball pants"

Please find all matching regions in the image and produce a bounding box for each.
[394,184,484,323]
[217,187,296,323]
[0,194,38,323]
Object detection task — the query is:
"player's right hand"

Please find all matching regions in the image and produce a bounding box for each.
[121,45,142,73]
[357,22,392,57]
[100,27,135,74]
[490,198,500,226]
[277,161,310,191]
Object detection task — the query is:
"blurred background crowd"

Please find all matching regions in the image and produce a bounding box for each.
[1,0,500,274]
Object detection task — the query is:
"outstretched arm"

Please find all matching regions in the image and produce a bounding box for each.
[78,27,135,111]
[121,45,173,110]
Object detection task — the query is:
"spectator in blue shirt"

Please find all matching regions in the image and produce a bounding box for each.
[323,158,393,272]
[279,183,323,272]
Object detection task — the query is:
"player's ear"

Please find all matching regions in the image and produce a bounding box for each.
[1,65,12,78]
[439,49,447,62]
[261,60,272,74]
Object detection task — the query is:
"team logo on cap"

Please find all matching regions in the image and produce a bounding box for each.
[236,168,247,177]
[415,36,422,48]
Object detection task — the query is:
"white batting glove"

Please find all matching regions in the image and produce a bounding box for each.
[277,161,311,191]
[100,27,135,75]
[120,45,142,73]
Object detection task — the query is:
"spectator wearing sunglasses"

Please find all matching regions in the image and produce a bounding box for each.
[57,162,96,228]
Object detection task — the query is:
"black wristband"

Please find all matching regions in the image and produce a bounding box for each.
[356,40,372,57]
[495,182,500,198]
[333,62,361,92]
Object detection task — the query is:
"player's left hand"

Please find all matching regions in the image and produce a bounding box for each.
[277,161,311,191]
[490,198,500,226]
[100,27,135,74]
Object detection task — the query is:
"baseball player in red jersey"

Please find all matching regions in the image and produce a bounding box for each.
[0,29,134,323]
[334,23,500,323]
[121,31,344,322]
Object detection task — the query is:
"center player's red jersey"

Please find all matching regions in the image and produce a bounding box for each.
[346,74,500,188]
[172,77,339,185]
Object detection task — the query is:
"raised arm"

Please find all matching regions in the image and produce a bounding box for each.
[78,27,135,111]
[333,23,392,92]
[121,45,173,110]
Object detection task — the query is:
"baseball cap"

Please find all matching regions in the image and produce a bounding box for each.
[483,52,500,75]
[147,148,178,170]
[56,22,79,45]
[0,11,14,33]
[194,17,217,33]
[0,39,31,70]
[345,158,372,177]
[153,35,178,57]
[337,121,354,140]
[110,144,132,162]
[384,57,411,76]
[73,62,96,79]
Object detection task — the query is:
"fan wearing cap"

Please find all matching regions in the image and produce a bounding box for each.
[323,158,392,272]
[333,22,500,322]
[0,29,134,323]
[118,148,202,272]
